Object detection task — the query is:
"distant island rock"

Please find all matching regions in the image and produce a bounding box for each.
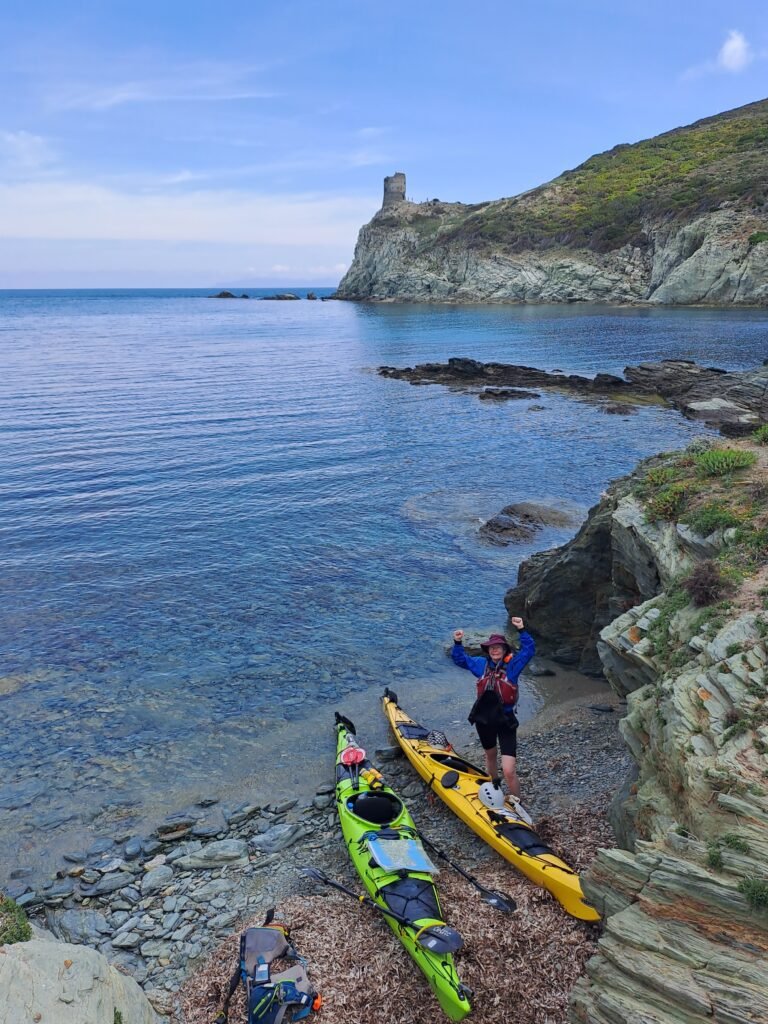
[261,293,300,300]
[336,99,768,306]
[209,291,249,299]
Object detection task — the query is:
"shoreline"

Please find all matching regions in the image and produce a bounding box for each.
[16,672,623,1019]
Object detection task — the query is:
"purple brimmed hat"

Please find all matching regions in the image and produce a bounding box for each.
[480,633,512,654]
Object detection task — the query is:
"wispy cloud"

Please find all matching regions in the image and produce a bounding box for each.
[357,126,389,139]
[47,60,276,111]
[0,179,378,246]
[682,28,760,79]
[0,130,56,169]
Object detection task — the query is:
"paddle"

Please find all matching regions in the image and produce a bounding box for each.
[340,744,366,788]
[416,831,517,913]
[301,867,464,954]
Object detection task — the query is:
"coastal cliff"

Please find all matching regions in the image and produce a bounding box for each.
[337,99,768,305]
[507,437,768,1022]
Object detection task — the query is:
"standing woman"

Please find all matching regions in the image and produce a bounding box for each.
[451,619,535,802]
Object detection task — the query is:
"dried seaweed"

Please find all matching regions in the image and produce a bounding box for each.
[179,796,612,1024]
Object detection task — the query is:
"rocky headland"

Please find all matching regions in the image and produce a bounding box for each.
[336,99,768,305]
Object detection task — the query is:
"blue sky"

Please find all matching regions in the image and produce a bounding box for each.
[1,0,766,286]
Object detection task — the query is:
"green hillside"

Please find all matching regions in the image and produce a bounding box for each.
[442,99,768,254]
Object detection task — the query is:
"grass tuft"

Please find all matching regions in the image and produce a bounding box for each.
[738,877,768,909]
[722,834,750,854]
[0,896,32,945]
[693,448,757,478]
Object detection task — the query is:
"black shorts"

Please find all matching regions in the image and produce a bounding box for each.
[476,715,517,757]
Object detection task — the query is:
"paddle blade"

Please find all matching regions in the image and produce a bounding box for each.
[480,889,516,913]
[416,924,464,954]
[301,866,328,884]
[340,746,365,766]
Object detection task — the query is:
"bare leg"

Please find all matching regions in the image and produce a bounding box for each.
[484,747,498,780]
[501,754,520,798]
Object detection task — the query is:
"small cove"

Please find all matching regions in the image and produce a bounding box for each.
[1,290,766,880]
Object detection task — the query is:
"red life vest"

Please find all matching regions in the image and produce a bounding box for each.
[476,655,518,707]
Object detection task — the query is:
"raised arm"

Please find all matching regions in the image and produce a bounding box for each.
[451,629,487,678]
[506,617,536,681]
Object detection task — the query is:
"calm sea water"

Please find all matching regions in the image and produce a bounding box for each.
[1,289,766,877]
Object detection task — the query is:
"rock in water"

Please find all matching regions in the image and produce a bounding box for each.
[479,501,574,546]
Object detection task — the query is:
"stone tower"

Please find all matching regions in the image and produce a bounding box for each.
[382,172,406,208]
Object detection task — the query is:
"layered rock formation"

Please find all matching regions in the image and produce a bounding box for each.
[337,100,768,305]
[506,441,768,1022]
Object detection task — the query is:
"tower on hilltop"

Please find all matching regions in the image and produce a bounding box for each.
[382,172,406,208]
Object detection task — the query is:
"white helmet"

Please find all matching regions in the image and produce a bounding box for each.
[477,781,505,810]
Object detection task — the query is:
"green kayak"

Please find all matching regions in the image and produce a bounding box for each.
[333,713,472,1022]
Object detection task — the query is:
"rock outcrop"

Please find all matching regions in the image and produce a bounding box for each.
[479,501,574,546]
[380,357,768,435]
[0,938,159,1023]
[336,100,768,306]
[507,440,768,1022]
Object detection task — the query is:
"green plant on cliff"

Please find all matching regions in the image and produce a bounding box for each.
[706,842,724,870]
[0,895,32,945]
[683,502,744,535]
[738,877,768,910]
[644,482,692,522]
[438,100,768,254]
[114,1011,124,1024]
[752,424,768,444]
[722,833,750,854]
[748,231,768,246]
[693,448,757,478]
[647,587,690,660]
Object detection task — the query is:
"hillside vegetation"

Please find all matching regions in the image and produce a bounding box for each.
[439,99,768,254]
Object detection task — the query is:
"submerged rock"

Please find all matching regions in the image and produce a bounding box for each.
[480,501,574,546]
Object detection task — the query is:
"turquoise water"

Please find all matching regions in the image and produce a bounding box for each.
[1,290,766,876]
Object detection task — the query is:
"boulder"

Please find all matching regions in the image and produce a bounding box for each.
[173,838,249,870]
[0,938,159,1023]
[479,501,573,546]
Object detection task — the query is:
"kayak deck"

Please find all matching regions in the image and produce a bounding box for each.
[334,717,472,1021]
[382,691,601,923]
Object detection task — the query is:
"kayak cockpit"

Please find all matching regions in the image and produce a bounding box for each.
[344,790,403,825]
[427,752,485,776]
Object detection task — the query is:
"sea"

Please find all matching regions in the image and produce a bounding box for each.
[1,288,766,879]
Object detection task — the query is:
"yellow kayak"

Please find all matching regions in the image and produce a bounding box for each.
[382,689,600,922]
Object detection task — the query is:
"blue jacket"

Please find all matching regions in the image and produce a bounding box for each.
[451,632,536,710]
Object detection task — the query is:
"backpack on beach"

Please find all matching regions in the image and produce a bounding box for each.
[213,910,321,1024]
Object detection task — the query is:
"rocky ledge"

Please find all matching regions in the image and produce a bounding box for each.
[379,357,768,435]
[506,435,768,1022]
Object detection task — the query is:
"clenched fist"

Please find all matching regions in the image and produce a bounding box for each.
[453,629,464,642]
[510,617,524,630]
